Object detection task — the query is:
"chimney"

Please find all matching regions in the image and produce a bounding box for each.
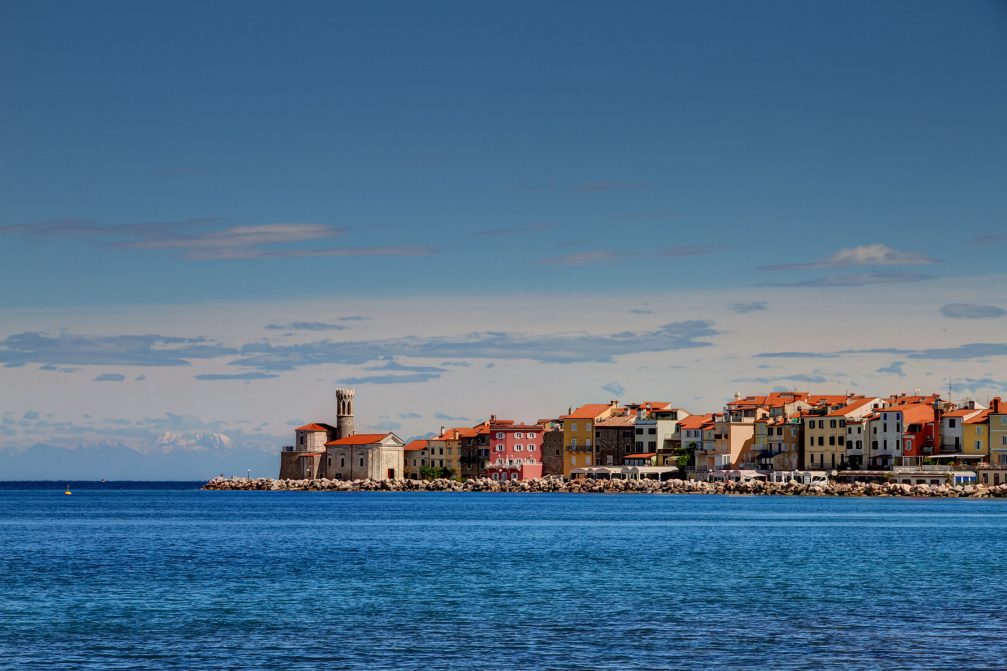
[610,400,618,407]
[440,426,445,436]
[993,397,1002,414]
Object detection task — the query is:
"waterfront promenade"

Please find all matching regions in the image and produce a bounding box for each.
[204,475,1007,498]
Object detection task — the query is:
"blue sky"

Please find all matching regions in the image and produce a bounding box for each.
[2,1,1006,477]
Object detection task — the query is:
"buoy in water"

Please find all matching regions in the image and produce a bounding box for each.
[63,485,71,496]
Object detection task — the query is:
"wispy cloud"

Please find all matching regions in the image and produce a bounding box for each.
[94,373,126,382]
[0,332,236,367]
[471,223,554,237]
[538,251,638,266]
[601,381,625,397]
[338,373,441,385]
[572,181,647,193]
[369,420,403,431]
[434,412,470,422]
[228,320,719,370]
[363,359,448,374]
[399,412,423,419]
[264,321,349,332]
[766,272,934,287]
[733,374,827,385]
[971,234,1007,245]
[876,361,906,377]
[939,303,1006,320]
[728,301,768,314]
[658,245,715,258]
[761,244,939,271]
[950,378,1007,393]
[195,372,278,381]
[0,218,435,261]
[760,343,1007,362]
[630,308,653,315]
[611,210,676,221]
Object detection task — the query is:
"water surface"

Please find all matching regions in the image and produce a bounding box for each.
[1,487,1005,670]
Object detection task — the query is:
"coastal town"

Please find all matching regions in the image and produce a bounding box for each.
[274,387,1007,489]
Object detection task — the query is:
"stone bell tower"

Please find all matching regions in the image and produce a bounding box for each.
[336,387,356,439]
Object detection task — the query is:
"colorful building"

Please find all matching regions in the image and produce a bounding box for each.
[561,403,619,476]
[989,398,1007,466]
[485,422,544,481]
[324,432,405,481]
[804,397,877,471]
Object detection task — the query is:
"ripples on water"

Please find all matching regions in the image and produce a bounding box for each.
[1,488,1006,670]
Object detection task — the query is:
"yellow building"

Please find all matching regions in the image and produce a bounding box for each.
[989,398,1007,466]
[962,411,990,462]
[429,427,463,478]
[804,398,877,471]
[561,403,618,476]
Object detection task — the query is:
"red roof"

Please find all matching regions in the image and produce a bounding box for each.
[879,404,935,425]
[561,404,615,420]
[325,433,393,446]
[295,423,335,432]
[404,439,428,452]
[624,453,656,459]
[827,397,878,417]
[678,413,713,430]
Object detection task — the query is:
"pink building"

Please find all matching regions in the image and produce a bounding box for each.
[484,422,544,481]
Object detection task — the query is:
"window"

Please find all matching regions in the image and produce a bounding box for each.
[511,473,519,480]
[359,457,365,467]
[585,439,592,448]
[828,436,835,446]
[526,458,535,464]
[528,444,536,451]
[948,419,957,428]
[514,444,523,451]
[492,473,499,481]
[570,438,577,448]
[829,420,836,428]
[904,440,911,451]
[496,444,504,452]
[636,441,644,449]
[340,457,345,467]
[838,436,845,445]
[976,441,982,450]
[527,432,536,438]
[636,428,644,435]
[496,432,504,439]
[569,422,577,431]
[648,428,656,435]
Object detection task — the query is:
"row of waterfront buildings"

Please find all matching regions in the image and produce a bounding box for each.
[278,388,1007,486]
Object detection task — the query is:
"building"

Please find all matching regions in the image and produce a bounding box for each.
[989,398,1007,467]
[594,414,637,467]
[539,419,564,476]
[804,397,878,471]
[866,403,935,468]
[961,410,991,464]
[561,403,619,476]
[403,439,429,480]
[426,427,463,478]
[485,422,544,481]
[324,432,405,480]
[279,388,357,479]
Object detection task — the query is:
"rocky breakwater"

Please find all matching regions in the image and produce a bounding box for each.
[202,476,1007,498]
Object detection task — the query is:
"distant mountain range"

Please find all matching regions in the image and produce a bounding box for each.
[0,437,278,481]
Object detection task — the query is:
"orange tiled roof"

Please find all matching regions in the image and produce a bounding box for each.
[561,404,616,420]
[965,410,991,424]
[295,423,334,432]
[325,433,392,446]
[677,413,714,429]
[877,404,935,425]
[827,397,878,417]
[403,439,428,452]
[624,453,656,459]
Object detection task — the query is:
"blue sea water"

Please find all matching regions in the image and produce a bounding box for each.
[1,486,1006,670]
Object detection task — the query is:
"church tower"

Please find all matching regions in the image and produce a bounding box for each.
[336,387,355,439]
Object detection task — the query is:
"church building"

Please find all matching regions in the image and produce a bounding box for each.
[278,388,405,480]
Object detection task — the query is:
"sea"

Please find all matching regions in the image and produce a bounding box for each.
[1,483,1006,670]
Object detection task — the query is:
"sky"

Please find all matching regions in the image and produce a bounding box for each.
[2,0,1006,478]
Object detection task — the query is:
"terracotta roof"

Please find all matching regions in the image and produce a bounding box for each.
[965,410,991,424]
[561,404,616,420]
[677,413,713,430]
[325,433,393,446]
[295,423,335,432]
[624,453,656,459]
[945,408,982,418]
[827,397,878,417]
[597,415,637,427]
[877,404,935,425]
[404,439,428,452]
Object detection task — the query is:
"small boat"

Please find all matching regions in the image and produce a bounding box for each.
[63,484,72,496]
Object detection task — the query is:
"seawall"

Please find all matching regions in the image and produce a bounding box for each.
[203,476,1007,498]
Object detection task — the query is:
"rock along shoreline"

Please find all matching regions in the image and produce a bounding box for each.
[203,476,1007,499]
